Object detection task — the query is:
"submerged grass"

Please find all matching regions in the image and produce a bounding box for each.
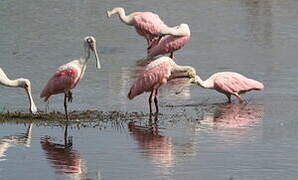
[0,110,148,129]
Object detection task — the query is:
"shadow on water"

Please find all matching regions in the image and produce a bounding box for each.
[0,123,32,161]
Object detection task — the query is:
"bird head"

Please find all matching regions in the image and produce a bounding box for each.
[177,23,191,36]
[84,36,101,69]
[20,79,38,114]
[106,7,124,18]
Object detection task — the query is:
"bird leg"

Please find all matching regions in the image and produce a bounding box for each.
[169,52,175,59]
[225,94,232,103]
[148,90,154,119]
[64,124,68,147]
[154,89,159,116]
[64,93,69,121]
[233,93,246,103]
[67,91,73,103]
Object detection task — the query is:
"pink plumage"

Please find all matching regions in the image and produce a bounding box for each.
[107,8,173,48]
[128,58,171,99]
[127,56,197,117]
[193,72,264,103]
[213,72,264,94]
[132,12,167,45]
[40,61,82,102]
[147,24,190,59]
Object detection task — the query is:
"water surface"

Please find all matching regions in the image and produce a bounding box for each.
[1,0,298,179]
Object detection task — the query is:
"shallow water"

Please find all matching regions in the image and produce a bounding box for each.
[1,0,298,179]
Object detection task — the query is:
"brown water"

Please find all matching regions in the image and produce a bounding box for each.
[1,0,298,179]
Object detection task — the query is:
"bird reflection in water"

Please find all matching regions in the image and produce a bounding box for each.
[40,125,88,180]
[200,103,264,128]
[128,120,174,174]
[0,123,33,161]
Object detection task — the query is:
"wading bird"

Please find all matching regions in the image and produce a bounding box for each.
[107,7,187,50]
[128,56,196,118]
[147,24,190,59]
[191,72,264,103]
[0,68,37,114]
[40,36,101,120]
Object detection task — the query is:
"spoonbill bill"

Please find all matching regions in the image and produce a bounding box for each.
[107,7,187,49]
[147,23,190,59]
[0,68,37,114]
[191,72,264,103]
[128,56,196,118]
[40,36,101,120]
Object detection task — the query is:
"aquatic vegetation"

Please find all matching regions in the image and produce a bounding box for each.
[0,110,147,129]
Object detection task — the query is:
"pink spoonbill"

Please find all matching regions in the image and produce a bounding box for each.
[0,68,37,114]
[190,72,264,103]
[40,36,101,120]
[147,23,191,59]
[107,7,187,50]
[128,56,196,118]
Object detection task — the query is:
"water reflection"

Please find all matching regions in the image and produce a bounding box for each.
[200,103,264,128]
[128,121,174,174]
[0,123,32,161]
[40,125,88,180]
[242,0,273,48]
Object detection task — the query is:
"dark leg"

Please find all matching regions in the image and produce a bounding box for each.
[64,93,69,121]
[64,124,68,147]
[68,91,73,103]
[154,89,159,115]
[226,94,232,103]
[148,90,154,119]
[170,52,175,59]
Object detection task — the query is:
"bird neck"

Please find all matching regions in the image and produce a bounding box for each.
[80,45,91,65]
[23,85,37,114]
[170,62,196,79]
[160,26,186,37]
[113,8,134,25]
[194,75,214,89]
[0,78,23,88]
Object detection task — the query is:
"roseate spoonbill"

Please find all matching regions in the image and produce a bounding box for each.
[191,72,264,103]
[106,7,187,49]
[40,36,100,120]
[147,24,190,59]
[128,56,196,118]
[0,68,37,114]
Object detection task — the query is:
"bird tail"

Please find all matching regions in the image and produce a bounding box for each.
[249,79,264,90]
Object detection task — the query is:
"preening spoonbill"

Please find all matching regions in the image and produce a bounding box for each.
[0,68,37,114]
[107,7,187,49]
[147,24,190,59]
[128,56,196,118]
[191,72,264,103]
[40,36,100,120]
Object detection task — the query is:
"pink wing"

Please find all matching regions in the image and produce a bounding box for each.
[214,73,264,94]
[40,67,80,101]
[128,60,171,99]
[148,35,190,58]
[133,12,167,40]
